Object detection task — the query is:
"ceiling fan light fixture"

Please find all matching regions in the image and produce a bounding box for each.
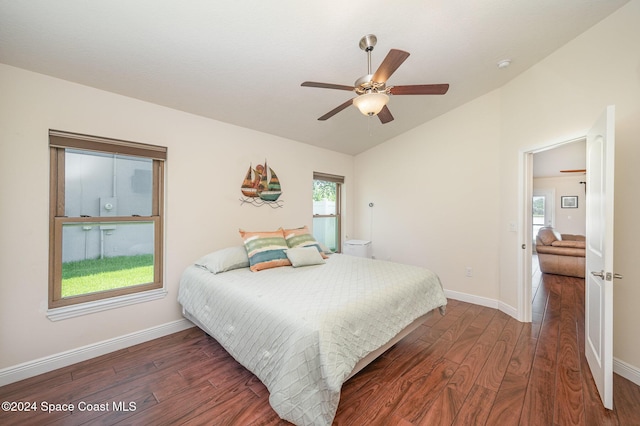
[353,92,389,116]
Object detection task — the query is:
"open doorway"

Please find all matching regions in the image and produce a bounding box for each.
[519,137,586,320]
[531,141,586,295]
[531,141,586,292]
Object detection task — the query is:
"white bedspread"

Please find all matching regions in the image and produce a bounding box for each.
[178,254,447,425]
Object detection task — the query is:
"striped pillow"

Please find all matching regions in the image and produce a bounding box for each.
[283,226,328,258]
[239,228,291,272]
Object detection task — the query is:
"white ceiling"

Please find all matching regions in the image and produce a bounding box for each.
[0,0,629,155]
[533,140,586,178]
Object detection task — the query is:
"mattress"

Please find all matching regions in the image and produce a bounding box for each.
[178,253,447,425]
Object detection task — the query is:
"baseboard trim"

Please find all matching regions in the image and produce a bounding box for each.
[444,290,517,319]
[614,357,640,386]
[0,318,194,387]
[444,289,498,309]
[497,300,519,319]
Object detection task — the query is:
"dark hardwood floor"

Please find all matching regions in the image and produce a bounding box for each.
[2,273,639,425]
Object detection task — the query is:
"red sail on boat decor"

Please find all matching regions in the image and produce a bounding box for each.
[240,160,283,207]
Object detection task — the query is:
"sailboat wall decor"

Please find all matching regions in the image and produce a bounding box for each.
[240,160,284,208]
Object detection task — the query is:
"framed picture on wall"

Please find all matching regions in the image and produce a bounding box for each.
[561,196,578,208]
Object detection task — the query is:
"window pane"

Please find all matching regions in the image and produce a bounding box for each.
[313,180,337,215]
[532,196,546,225]
[313,217,338,252]
[65,149,153,217]
[61,221,155,298]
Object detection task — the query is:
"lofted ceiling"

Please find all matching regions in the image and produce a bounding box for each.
[0,0,629,155]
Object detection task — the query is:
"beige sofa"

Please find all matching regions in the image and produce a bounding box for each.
[535,227,586,278]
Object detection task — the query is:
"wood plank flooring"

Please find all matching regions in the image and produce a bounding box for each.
[1,273,639,425]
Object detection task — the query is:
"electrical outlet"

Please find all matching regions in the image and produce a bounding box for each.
[465,267,473,277]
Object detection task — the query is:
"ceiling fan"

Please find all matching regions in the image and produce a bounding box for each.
[301,34,449,124]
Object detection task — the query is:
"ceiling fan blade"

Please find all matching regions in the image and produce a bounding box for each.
[389,84,450,95]
[301,81,355,91]
[377,105,394,124]
[318,98,354,121]
[372,49,410,83]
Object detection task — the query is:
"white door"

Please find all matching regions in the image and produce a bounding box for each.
[585,105,617,409]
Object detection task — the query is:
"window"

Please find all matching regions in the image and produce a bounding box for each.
[49,130,166,311]
[312,172,343,253]
[532,195,546,241]
[532,189,554,243]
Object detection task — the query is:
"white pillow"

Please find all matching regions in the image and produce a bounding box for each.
[317,241,334,255]
[285,246,325,268]
[195,246,250,274]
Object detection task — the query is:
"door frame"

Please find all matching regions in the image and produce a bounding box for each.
[518,136,586,322]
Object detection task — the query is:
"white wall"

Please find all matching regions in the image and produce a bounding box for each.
[534,176,586,236]
[354,91,502,302]
[499,0,640,369]
[355,0,640,374]
[0,64,354,370]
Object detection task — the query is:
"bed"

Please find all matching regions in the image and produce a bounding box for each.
[178,247,447,426]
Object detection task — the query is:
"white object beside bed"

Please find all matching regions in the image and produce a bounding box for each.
[178,252,447,426]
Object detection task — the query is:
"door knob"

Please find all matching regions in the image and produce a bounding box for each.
[607,272,623,280]
[592,271,623,281]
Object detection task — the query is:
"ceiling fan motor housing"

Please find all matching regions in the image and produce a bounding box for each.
[354,74,387,95]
